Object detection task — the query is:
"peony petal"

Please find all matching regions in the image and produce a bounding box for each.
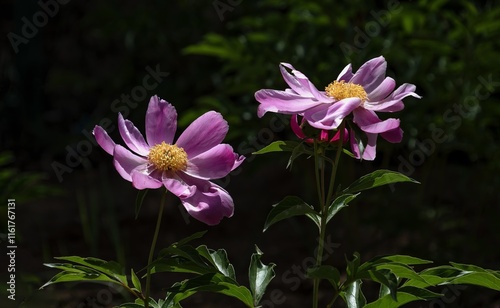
[231,154,245,171]
[350,129,378,161]
[255,89,326,118]
[353,109,400,133]
[131,167,162,190]
[337,63,354,82]
[162,173,196,198]
[176,111,229,158]
[113,145,148,182]
[330,128,349,143]
[370,83,421,112]
[381,127,403,143]
[349,56,387,93]
[118,113,150,156]
[304,97,361,130]
[291,115,307,139]
[145,95,177,146]
[280,63,329,101]
[184,144,239,180]
[367,77,396,101]
[93,125,116,155]
[180,180,234,225]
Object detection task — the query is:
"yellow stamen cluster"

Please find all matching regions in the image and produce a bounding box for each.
[147,142,188,172]
[325,80,368,101]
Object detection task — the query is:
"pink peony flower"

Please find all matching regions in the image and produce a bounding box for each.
[255,56,421,160]
[93,95,244,225]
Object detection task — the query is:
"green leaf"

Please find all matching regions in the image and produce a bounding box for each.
[376,255,432,265]
[346,252,361,278]
[175,231,207,247]
[249,246,276,306]
[364,286,441,308]
[342,170,419,195]
[252,140,300,155]
[286,142,309,169]
[263,196,319,232]
[307,265,340,290]
[402,274,447,288]
[135,189,148,219]
[166,273,254,307]
[40,271,118,289]
[43,262,100,274]
[357,270,397,301]
[448,271,500,291]
[150,257,214,276]
[341,279,366,308]
[52,256,127,285]
[420,265,463,278]
[358,255,432,273]
[375,263,428,283]
[158,245,207,267]
[326,193,360,223]
[196,246,236,280]
[131,268,142,293]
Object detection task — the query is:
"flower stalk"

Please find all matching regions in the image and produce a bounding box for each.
[312,122,345,308]
[144,190,167,308]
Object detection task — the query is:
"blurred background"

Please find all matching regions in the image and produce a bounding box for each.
[1,0,499,307]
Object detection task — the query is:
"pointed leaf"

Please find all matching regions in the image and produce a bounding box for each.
[196,245,236,280]
[263,196,319,232]
[342,170,419,195]
[375,263,428,283]
[43,262,100,274]
[249,246,276,305]
[131,268,142,293]
[54,256,127,285]
[448,272,500,291]
[167,273,254,307]
[307,265,340,290]
[286,142,309,169]
[364,286,441,308]
[326,193,360,223]
[341,279,366,308]
[175,231,207,247]
[253,140,300,155]
[346,252,361,278]
[358,255,432,273]
[40,271,119,289]
[357,270,397,301]
[420,265,463,278]
[150,257,214,275]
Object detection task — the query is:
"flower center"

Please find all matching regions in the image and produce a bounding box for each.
[147,142,188,172]
[325,80,367,101]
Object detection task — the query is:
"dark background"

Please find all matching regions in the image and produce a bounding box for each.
[1,0,499,307]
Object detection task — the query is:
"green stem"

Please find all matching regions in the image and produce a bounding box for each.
[144,191,167,308]
[312,123,346,308]
[313,141,324,210]
[326,123,345,206]
[312,140,326,308]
